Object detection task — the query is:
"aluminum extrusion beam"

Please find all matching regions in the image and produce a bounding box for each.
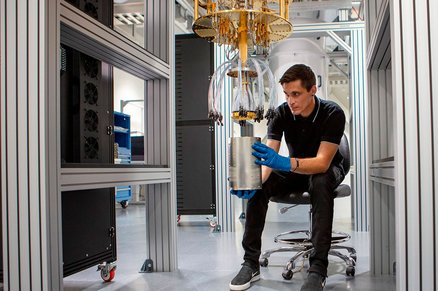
[293,21,365,33]
[291,0,352,11]
[60,1,170,80]
[329,59,349,78]
[60,168,172,191]
[176,0,194,16]
[327,30,352,55]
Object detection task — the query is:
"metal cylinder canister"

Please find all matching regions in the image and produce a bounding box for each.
[229,136,262,190]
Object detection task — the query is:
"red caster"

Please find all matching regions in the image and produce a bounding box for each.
[98,262,117,282]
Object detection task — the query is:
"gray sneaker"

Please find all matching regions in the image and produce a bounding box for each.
[300,272,326,291]
[229,264,260,290]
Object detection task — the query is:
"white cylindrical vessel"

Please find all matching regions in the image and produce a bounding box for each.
[229,137,262,190]
[269,38,329,100]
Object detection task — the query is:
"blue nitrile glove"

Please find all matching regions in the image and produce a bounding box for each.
[230,189,257,199]
[252,142,291,172]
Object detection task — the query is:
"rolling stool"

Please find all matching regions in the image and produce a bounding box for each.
[259,135,356,280]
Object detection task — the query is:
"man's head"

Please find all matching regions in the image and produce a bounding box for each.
[279,64,317,117]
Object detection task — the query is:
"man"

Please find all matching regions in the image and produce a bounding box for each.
[229,64,346,291]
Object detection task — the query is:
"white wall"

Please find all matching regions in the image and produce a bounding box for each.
[269,38,329,101]
[113,67,145,136]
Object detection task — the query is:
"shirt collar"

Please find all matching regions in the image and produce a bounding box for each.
[293,96,320,123]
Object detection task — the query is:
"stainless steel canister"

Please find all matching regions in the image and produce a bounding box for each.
[229,137,262,190]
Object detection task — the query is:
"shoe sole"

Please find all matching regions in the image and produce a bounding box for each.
[229,274,260,291]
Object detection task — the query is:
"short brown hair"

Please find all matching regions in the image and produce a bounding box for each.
[279,64,316,91]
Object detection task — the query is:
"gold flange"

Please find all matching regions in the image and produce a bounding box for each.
[192,9,293,47]
[232,111,257,120]
[227,67,258,78]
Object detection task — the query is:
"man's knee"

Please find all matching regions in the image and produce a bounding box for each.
[309,171,336,194]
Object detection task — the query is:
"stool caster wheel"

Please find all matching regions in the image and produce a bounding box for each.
[350,254,357,263]
[282,269,293,280]
[259,258,268,267]
[346,266,355,277]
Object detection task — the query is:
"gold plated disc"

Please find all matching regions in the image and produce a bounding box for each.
[192,9,293,47]
[232,111,257,120]
[227,67,258,78]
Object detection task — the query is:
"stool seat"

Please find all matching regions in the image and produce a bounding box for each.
[270,184,351,205]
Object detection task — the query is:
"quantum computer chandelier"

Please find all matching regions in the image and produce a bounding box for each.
[192,0,293,125]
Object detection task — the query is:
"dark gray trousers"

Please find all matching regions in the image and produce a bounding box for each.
[242,164,345,277]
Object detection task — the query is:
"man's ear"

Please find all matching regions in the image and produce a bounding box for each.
[310,84,317,95]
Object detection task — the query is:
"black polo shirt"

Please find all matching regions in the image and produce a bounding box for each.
[267,96,346,167]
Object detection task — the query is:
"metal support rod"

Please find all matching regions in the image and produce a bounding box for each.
[329,59,349,78]
[238,11,248,65]
[279,204,299,214]
[279,0,285,18]
[206,0,214,14]
[285,0,290,19]
[327,30,352,55]
[120,99,144,113]
[309,206,312,235]
[194,0,199,21]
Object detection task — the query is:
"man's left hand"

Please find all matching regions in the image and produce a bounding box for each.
[252,142,291,172]
[230,189,257,199]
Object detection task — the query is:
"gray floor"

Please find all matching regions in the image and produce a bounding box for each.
[64,205,396,291]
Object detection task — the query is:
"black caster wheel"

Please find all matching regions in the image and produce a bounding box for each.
[259,258,268,267]
[346,266,355,277]
[282,269,293,280]
[120,200,129,209]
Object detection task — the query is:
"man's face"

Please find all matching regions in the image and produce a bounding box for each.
[282,80,317,117]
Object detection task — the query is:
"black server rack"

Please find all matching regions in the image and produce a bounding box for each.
[62,0,117,281]
[62,188,116,277]
[175,34,216,216]
[60,43,116,280]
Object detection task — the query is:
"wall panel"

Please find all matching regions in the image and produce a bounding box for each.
[144,77,177,271]
[145,0,169,62]
[391,0,437,289]
[430,0,438,287]
[366,1,396,276]
[1,0,62,290]
[213,45,234,232]
[351,28,368,231]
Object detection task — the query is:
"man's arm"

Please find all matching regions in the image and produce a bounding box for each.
[255,139,339,178]
[261,139,281,183]
[290,141,338,175]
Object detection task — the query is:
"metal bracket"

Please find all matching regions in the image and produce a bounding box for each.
[139,259,154,273]
[212,224,221,233]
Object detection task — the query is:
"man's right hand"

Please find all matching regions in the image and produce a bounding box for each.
[230,189,257,199]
